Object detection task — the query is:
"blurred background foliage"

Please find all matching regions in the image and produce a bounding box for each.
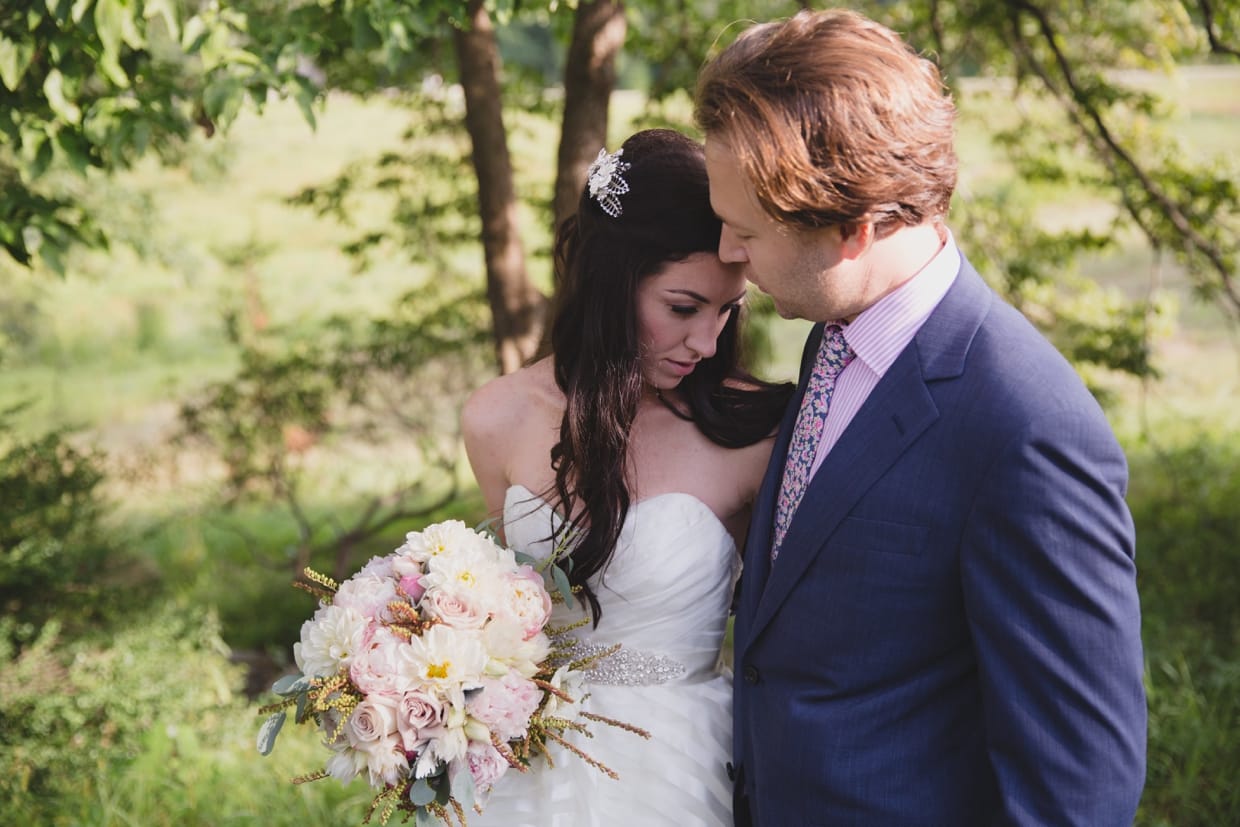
[1,0,1238,824]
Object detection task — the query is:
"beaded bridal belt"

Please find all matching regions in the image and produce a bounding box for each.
[571,642,689,686]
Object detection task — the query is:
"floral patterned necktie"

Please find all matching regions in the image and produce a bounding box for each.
[771,324,855,562]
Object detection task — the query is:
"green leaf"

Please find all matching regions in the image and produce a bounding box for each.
[407,777,436,806]
[143,0,180,42]
[42,70,82,124]
[202,77,244,130]
[256,710,286,756]
[70,0,92,24]
[54,129,89,175]
[0,35,36,91]
[94,0,124,66]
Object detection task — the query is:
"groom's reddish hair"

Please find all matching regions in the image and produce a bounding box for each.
[695,9,958,234]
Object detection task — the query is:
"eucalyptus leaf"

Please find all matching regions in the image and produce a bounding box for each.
[256,710,286,756]
[407,776,437,806]
[551,564,574,609]
[271,673,310,696]
[453,765,477,812]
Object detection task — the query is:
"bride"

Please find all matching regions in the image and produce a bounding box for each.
[462,129,792,826]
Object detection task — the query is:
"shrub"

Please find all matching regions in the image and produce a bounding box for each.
[1128,434,1240,825]
[0,604,246,823]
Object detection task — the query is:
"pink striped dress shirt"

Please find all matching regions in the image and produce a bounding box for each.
[808,233,961,478]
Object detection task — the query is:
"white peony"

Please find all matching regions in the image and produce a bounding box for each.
[398,520,484,565]
[356,553,396,580]
[333,573,401,622]
[493,565,554,640]
[293,604,369,678]
[349,625,407,696]
[419,542,506,605]
[482,620,552,678]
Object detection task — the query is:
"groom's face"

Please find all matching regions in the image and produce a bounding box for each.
[705,136,860,324]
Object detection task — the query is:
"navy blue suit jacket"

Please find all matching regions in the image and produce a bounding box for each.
[733,260,1146,826]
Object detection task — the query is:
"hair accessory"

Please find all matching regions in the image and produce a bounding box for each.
[586,147,631,218]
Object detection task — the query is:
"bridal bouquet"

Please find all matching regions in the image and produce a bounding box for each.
[257,520,641,825]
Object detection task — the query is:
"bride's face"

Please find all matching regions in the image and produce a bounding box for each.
[634,252,747,391]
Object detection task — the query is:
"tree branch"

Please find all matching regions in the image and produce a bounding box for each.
[1006,0,1240,317]
[1197,0,1240,58]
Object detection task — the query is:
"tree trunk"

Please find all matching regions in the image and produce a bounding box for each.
[454,0,547,374]
[552,1,628,232]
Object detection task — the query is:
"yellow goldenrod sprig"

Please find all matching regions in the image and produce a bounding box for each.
[292,770,329,785]
[301,567,339,593]
[580,710,651,740]
[541,729,619,780]
[257,695,298,716]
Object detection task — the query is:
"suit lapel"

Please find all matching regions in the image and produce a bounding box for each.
[745,262,993,646]
[737,324,823,641]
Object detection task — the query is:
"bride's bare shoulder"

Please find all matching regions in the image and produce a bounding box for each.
[462,357,561,440]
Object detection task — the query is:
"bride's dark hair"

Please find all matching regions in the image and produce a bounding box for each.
[547,128,793,623]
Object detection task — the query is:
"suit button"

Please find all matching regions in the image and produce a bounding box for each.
[743,665,760,684]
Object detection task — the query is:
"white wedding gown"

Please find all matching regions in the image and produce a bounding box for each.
[472,484,737,826]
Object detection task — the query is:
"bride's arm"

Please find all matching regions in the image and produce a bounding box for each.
[461,376,519,529]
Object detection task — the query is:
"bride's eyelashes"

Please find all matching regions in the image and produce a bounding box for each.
[669,301,744,317]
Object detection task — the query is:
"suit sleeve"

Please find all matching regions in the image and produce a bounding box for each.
[960,406,1146,826]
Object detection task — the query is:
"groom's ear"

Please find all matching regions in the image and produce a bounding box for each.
[838,221,875,259]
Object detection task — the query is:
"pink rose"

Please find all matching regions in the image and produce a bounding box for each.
[421,588,487,630]
[346,694,400,748]
[467,668,542,743]
[395,690,446,753]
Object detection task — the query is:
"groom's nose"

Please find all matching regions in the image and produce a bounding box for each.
[718,226,749,264]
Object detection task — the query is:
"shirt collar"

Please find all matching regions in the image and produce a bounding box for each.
[839,229,960,376]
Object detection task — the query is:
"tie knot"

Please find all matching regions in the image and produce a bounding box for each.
[819,324,854,377]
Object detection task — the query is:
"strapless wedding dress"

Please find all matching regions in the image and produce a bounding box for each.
[472,484,738,826]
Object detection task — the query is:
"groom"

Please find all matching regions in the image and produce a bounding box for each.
[696,9,1146,827]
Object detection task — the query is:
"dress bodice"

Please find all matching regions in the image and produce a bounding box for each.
[502,484,738,681]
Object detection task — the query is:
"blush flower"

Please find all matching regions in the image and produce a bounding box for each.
[495,565,554,640]
[467,669,543,742]
[421,587,488,630]
[395,690,446,753]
